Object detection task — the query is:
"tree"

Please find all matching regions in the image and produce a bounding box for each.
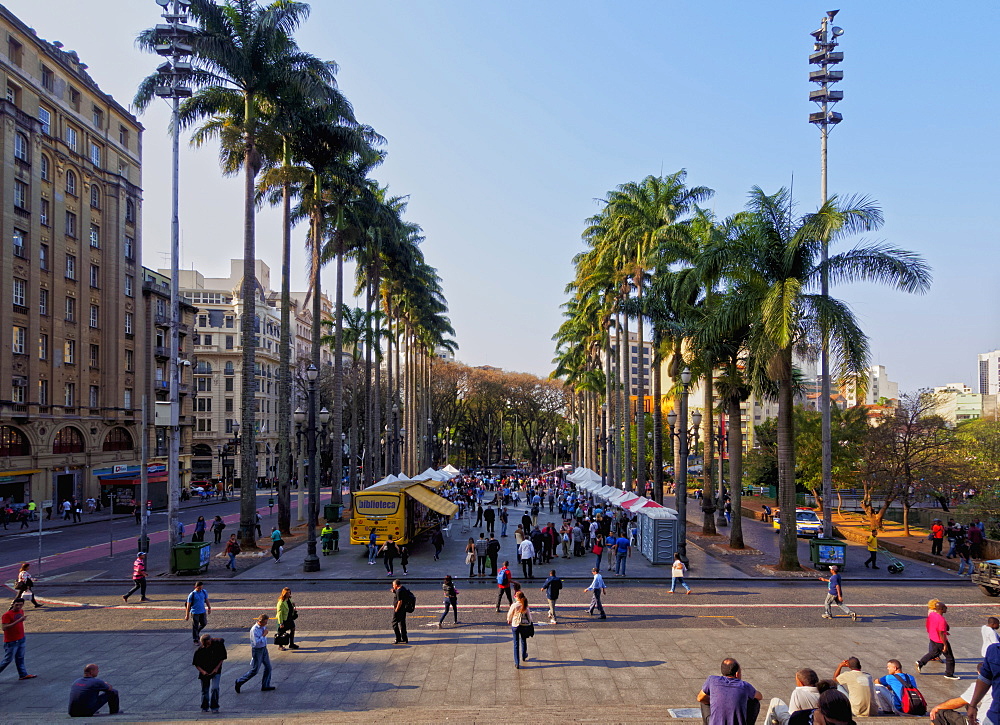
[793,405,868,514]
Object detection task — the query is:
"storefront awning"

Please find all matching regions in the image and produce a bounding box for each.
[405,484,459,517]
[0,469,41,477]
[99,474,168,486]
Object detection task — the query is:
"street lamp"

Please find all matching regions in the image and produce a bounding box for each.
[426,417,433,468]
[666,367,700,564]
[303,364,320,573]
[217,421,239,503]
[709,423,728,528]
[809,9,844,539]
[293,408,306,524]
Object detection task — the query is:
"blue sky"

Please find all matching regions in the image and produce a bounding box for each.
[15,1,998,392]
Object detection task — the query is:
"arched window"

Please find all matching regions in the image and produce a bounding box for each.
[0,426,30,456]
[125,198,135,223]
[90,184,101,209]
[224,362,235,375]
[194,361,212,374]
[13,132,28,162]
[40,154,50,181]
[52,426,85,454]
[102,427,133,452]
[65,169,77,196]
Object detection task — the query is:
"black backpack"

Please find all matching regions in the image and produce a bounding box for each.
[399,587,416,613]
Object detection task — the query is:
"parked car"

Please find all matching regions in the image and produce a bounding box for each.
[973,560,1000,597]
[772,507,823,538]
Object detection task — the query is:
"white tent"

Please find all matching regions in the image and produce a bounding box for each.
[623,496,650,511]
[594,485,621,501]
[567,467,599,484]
[579,479,602,492]
[372,474,398,487]
[442,464,460,475]
[608,490,640,507]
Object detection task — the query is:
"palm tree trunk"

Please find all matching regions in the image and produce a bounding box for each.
[728,392,745,549]
[702,369,717,535]
[777,348,800,570]
[331,237,344,505]
[604,328,615,486]
[652,339,663,504]
[635,277,646,495]
[276,151,292,536]
[621,312,632,490]
[363,278,374,486]
[239,143,258,549]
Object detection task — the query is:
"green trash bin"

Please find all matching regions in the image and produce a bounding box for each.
[324,504,343,523]
[171,542,211,574]
[810,537,847,571]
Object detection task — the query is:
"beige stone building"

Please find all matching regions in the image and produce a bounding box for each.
[0,7,144,509]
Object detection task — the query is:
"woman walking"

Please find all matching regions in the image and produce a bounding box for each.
[193,516,207,543]
[465,538,476,579]
[270,527,283,562]
[274,587,299,650]
[438,575,459,628]
[399,545,410,575]
[224,534,241,571]
[506,590,533,669]
[916,600,957,678]
[211,516,226,544]
[12,563,42,607]
[670,553,692,594]
[379,537,399,576]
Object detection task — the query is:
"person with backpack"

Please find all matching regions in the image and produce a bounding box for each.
[391,579,413,644]
[380,537,399,576]
[224,534,241,571]
[877,659,923,715]
[438,575,459,628]
[211,516,226,544]
[540,569,563,624]
[495,561,514,612]
[670,552,692,594]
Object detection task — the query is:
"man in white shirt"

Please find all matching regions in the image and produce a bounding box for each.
[764,668,820,725]
[518,537,535,580]
[931,665,993,725]
[234,615,274,693]
[983,618,1000,657]
[584,567,607,619]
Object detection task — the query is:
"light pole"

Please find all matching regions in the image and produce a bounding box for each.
[595,425,605,485]
[426,417,433,468]
[666,368,701,565]
[294,409,306,523]
[217,422,238,503]
[303,364,320,572]
[809,9,844,539]
[710,423,728,528]
[149,0,193,567]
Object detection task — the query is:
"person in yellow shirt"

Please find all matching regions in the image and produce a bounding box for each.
[864,529,879,569]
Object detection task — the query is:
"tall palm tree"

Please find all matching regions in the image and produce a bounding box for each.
[136,0,335,547]
[711,187,931,569]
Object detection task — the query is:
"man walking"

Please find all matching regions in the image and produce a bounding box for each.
[234,615,274,693]
[499,507,509,537]
[122,552,149,603]
[185,581,212,645]
[541,569,563,624]
[917,600,958,679]
[614,533,632,576]
[474,533,488,577]
[585,567,607,619]
[487,535,501,578]
[193,634,227,713]
[518,535,535,580]
[0,599,35,681]
[864,529,879,569]
[368,527,378,565]
[484,505,496,535]
[68,664,118,717]
[391,579,411,644]
[496,561,514,611]
[820,565,857,621]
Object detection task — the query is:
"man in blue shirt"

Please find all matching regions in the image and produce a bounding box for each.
[877,659,917,713]
[819,565,857,621]
[615,535,632,576]
[969,643,1000,725]
[185,581,212,644]
[698,658,762,725]
[584,567,607,619]
[68,663,119,717]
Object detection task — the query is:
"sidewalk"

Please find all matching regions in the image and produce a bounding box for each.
[1,623,982,723]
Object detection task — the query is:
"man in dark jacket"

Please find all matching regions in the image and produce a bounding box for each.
[483,506,496,535]
[486,535,502,578]
[192,635,227,713]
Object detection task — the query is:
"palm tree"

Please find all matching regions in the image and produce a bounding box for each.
[711,187,931,569]
[136,0,335,548]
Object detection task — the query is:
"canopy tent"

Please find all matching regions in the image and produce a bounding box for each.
[442,464,460,475]
[609,491,640,508]
[566,467,600,484]
[372,474,399,487]
[593,485,621,501]
[623,496,650,511]
[579,479,603,492]
[406,483,460,517]
[416,467,453,482]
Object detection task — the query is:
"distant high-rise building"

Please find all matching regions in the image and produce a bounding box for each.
[932,382,982,426]
[842,364,900,407]
[978,349,1000,395]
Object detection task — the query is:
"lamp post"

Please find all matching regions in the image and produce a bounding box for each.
[594,425,605,485]
[217,421,239,503]
[666,368,700,564]
[294,409,306,523]
[710,423,728,528]
[391,404,400,474]
[809,9,844,539]
[426,417,433,468]
[303,364,320,573]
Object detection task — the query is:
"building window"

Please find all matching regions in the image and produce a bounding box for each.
[89,142,101,167]
[65,126,78,151]
[65,211,78,238]
[103,427,134,451]
[196,378,212,392]
[89,304,99,328]
[65,254,76,279]
[225,378,234,392]
[196,397,212,412]
[89,385,99,408]
[61,383,75,410]
[202,334,212,346]
[90,225,101,249]
[38,380,48,406]
[68,86,80,111]
[124,236,134,260]
[12,229,25,257]
[90,185,101,209]
[11,381,25,404]
[225,316,234,328]
[66,170,77,196]
[125,348,134,371]
[53,425,85,453]
[39,244,48,270]
[39,199,49,226]
[225,335,234,350]
[124,388,133,410]
[64,339,75,364]
[13,132,28,162]
[12,325,26,354]
[12,277,26,307]
[198,314,208,327]
[7,37,22,66]
[225,398,233,412]
[125,199,136,223]
[197,418,213,432]
[65,296,75,322]
[39,107,51,135]
[90,344,99,368]
[41,65,54,91]
[40,154,50,180]
[125,275,134,297]
[5,81,19,105]
[90,264,100,288]
[124,311,133,335]
[92,106,103,128]
[13,180,27,209]
[38,334,48,360]
[39,289,48,316]
[119,125,129,147]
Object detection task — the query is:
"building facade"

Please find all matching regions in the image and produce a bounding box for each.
[932,382,983,427]
[979,349,1000,396]
[0,9,144,509]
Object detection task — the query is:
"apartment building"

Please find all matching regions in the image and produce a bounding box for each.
[979,349,1000,396]
[0,8,144,507]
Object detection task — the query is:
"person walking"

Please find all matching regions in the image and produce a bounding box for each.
[176,519,185,543]
[68,663,118,717]
[185,581,212,645]
[368,528,378,564]
[585,567,607,619]
[193,516,207,543]
[982,617,1000,657]
[122,552,148,602]
[192,634,227,713]
[0,599,35,681]
[506,590,533,669]
[518,536,535,580]
[431,527,445,561]
[614,533,632,576]
[399,544,410,575]
[234,615,274,693]
[500,507,509,537]
[864,529,879,569]
[670,553,692,594]
[496,560,514,611]
[391,579,411,644]
[957,538,974,576]
[465,537,476,579]
[484,505,496,535]
[254,512,263,539]
[269,527,283,562]
[380,537,399,576]
[211,516,226,544]
[275,587,299,651]
[540,570,563,624]
[12,563,42,608]
[438,575,459,628]
[916,600,958,679]
[224,534,241,571]
[820,565,857,621]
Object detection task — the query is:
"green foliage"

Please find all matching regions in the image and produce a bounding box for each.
[793,405,868,501]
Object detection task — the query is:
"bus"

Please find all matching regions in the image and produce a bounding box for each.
[350,477,459,546]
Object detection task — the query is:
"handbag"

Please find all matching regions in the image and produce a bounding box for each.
[274,629,290,646]
[465,551,475,565]
[519,620,535,638]
[592,544,603,555]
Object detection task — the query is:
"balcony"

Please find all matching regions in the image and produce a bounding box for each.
[154,345,169,360]
[154,380,169,390]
